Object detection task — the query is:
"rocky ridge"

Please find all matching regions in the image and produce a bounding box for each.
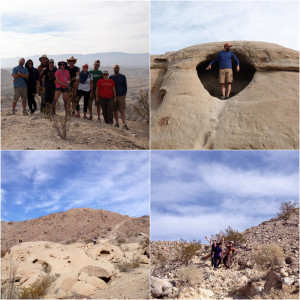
[1,208,149,253]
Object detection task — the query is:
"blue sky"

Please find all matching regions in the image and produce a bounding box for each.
[1,151,149,221]
[151,151,299,242]
[1,0,149,58]
[151,1,299,54]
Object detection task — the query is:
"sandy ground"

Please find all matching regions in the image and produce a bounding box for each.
[95,266,150,299]
[1,110,149,150]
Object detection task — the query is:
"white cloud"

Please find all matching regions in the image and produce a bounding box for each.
[1,0,149,58]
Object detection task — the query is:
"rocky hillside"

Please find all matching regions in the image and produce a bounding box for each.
[151,210,299,299]
[1,208,149,252]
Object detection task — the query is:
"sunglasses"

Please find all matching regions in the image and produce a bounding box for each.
[103,74,108,76]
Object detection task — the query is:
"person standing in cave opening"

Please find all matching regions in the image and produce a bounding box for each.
[206,43,240,100]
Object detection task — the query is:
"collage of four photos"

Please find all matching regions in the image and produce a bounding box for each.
[1,0,299,299]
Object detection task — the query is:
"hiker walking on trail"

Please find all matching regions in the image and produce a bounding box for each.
[89,60,103,122]
[212,242,223,270]
[10,58,29,115]
[25,59,40,114]
[74,64,93,119]
[93,237,98,245]
[223,241,238,269]
[52,61,71,114]
[109,65,129,130]
[206,43,240,100]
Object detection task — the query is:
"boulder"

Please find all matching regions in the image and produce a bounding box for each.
[285,256,298,265]
[86,276,107,289]
[282,276,295,286]
[79,264,114,280]
[263,270,282,294]
[151,41,299,150]
[70,281,97,297]
[151,276,174,298]
[198,287,215,298]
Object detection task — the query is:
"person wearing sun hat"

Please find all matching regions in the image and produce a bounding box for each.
[38,54,49,80]
[74,63,93,119]
[96,70,116,124]
[66,56,80,115]
[206,43,240,100]
[51,61,70,114]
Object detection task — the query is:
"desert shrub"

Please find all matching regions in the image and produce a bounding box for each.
[251,244,284,269]
[116,257,140,272]
[277,201,298,219]
[176,239,202,266]
[218,226,246,246]
[107,227,112,231]
[1,259,20,299]
[176,266,203,287]
[41,262,51,273]
[1,250,7,258]
[155,253,167,267]
[65,239,77,245]
[230,281,259,299]
[44,244,51,249]
[130,89,149,122]
[117,238,126,244]
[19,276,53,299]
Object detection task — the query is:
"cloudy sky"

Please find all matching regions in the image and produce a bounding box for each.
[151,1,299,54]
[151,151,299,243]
[1,0,149,58]
[1,151,149,221]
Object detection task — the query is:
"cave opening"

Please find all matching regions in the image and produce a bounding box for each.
[196,52,256,98]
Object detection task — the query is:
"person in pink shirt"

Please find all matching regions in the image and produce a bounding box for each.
[51,61,71,114]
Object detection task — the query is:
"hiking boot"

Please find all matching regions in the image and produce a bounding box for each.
[9,109,16,115]
[23,109,28,115]
[225,96,230,99]
[123,124,129,130]
[220,96,226,100]
[88,115,93,120]
[75,112,80,118]
[30,109,36,115]
[114,123,120,128]
[83,115,88,119]
[97,117,101,122]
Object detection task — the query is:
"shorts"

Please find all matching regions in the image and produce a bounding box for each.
[13,87,27,103]
[55,87,69,93]
[219,68,233,83]
[89,92,100,107]
[113,96,126,112]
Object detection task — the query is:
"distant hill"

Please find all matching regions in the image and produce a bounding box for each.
[1,52,149,69]
[1,208,149,252]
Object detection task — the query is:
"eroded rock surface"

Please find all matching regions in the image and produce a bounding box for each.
[151,41,299,149]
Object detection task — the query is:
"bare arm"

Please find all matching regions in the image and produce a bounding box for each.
[205,236,212,245]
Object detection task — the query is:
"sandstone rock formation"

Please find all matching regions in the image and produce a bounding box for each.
[151,41,299,149]
[1,239,149,299]
[150,209,299,299]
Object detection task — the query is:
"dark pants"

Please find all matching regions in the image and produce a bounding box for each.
[224,253,232,268]
[27,87,37,112]
[100,97,114,124]
[42,83,55,112]
[214,256,221,268]
[76,90,90,113]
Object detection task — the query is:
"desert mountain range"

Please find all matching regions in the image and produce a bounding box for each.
[1,208,149,252]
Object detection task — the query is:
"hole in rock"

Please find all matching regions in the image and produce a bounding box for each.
[196,52,256,98]
[100,276,111,283]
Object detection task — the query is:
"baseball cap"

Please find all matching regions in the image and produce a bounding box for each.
[224,43,233,47]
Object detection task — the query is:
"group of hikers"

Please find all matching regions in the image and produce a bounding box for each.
[10,54,129,130]
[205,235,239,270]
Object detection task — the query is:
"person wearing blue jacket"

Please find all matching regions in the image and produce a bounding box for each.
[206,43,240,100]
[109,65,129,130]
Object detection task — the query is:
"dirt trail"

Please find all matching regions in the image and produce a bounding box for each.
[106,220,128,240]
[1,110,149,150]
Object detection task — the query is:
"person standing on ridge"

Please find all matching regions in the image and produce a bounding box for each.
[206,43,240,100]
